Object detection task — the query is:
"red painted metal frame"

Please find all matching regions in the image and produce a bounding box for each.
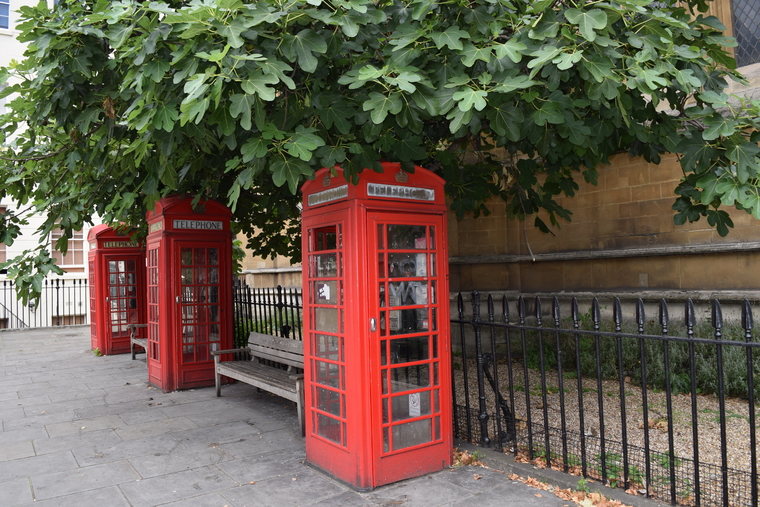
[145,197,233,392]
[87,224,146,355]
[301,163,452,490]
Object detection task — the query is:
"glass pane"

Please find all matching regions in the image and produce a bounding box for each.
[108,261,118,272]
[390,364,430,392]
[388,225,426,250]
[388,281,427,307]
[316,386,341,416]
[126,259,136,271]
[194,248,206,265]
[313,254,337,278]
[181,268,193,284]
[209,305,219,322]
[313,281,337,305]
[378,254,385,278]
[316,413,341,444]
[389,253,427,278]
[388,391,431,422]
[314,334,341,361]
[209,267,219,283]
[209,248,219,265]
[314,307,339,333]
[210,286,219,303]
[314,361,341,389]
[377,224,385,249]
[381,339,388,366]
[390,336,429,364]
[181,248,193,265]
[392,419,432,450]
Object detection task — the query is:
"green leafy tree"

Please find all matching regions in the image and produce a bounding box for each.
[1,0,758,300]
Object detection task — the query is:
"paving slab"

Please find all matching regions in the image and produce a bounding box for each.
[0,327,588,507]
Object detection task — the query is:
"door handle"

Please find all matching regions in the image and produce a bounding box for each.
[370,318,376,332]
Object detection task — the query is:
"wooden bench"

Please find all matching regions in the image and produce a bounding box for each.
[128,324,148,360]
[212,332,304,435]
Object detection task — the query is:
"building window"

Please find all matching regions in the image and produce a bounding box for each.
[0,1,9,30]
[51,228,84,267]
[732,0,760,66]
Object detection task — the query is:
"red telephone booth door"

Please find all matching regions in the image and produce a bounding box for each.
[368,214,452,486]
[175,243,224,381]
[104,255,143,353]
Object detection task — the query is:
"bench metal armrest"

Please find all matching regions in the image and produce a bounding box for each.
[288,373,304,380]
[127,323,148,339]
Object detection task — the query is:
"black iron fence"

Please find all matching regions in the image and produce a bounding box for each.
[0,278,90,330]
[453,292,759,507]
[232,281,302,347]
[230,284,759,506]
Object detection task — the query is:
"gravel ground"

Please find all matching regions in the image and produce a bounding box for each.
[453,359,759,506]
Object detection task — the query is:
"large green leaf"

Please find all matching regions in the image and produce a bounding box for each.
[564,9,608,42]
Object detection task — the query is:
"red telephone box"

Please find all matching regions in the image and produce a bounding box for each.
[87,225,146,355]
[144,196,233,392]
[301,162,452,490]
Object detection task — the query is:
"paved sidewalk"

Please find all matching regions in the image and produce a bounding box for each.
[0,327,567,506]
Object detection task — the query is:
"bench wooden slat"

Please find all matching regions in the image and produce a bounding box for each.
[215,331,304,435]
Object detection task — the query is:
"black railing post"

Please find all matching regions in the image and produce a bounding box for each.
[614,298,630,489]
[712,299,730,507]
[743,299,758,507]
[502,296,517,445]
[472,291,491,447]
[456,293,471,442]
[685,299,701,507]
[518,296,534,459]
[637,299,651,499]
[572,298,587,478]
[592,297,607,484]
[659,299,677,505]
[552,297,569,472]
[535,297,552,468]
[486,295,503,451]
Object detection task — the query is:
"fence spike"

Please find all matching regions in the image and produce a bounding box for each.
[487,294,495,323]
[534,296,542,325]
[591,297,601,328]
[613,297,622,331]
[552,296,560,326]
[711,299,723,332]
[658,298,669,331]
[635,298,645,332]
[742,299,754,332]
[502,295,510,323]
[472,291,481,322]
[571,297,579,327]
[685,299,696,330]
[518,296,526,324]
[457,293,464,319]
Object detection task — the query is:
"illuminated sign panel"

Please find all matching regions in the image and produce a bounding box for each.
[172,220,224,231]
[307,185,349,207]
[367,183,435,202]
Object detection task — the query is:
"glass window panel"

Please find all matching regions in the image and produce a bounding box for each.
[118,261,125,271]
[209,267,219,283]
[108,261,118,272]
[390,364,430,392]
[380,339,388,366]
[378,254,385,278]
[388,253,427,278]
[181,268,193,284]
[382,370,388,394]
[314,360,340,388]
[388,225,426,250]
[181,248,193,265]
[388,281,426,307]
[209,324,220,340]
[314,307,339,333]
[209,248,218,265]
[377,224,385,249]
[316,413,342,444]
[209,305,219,322]
[126,259,136,271]
[391,419,432,451]
[434,416,441,441]
[197,268,207,284]
[390,391,431,421]
[312,254,337,278]
[194,248,206,265]
[314,334,341,361]
[390,337,429,364]
[429,227,435,249]
[313,281,337,305]
[383,427,390,453]
[210,286,219,303]
[315,386,341,416]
